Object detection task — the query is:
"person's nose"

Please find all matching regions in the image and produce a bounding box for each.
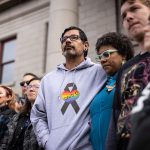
[126,12,134,23]
[100,58,107,64]
[29,87,34,91]
[65,37,72,43]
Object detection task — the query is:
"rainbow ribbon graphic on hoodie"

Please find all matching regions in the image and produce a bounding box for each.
[61,83,80,114]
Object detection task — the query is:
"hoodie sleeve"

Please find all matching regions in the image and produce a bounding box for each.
[30,81,49,148]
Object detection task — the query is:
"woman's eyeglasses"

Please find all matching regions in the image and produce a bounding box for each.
[60,35,80,43]
[96,49,118,62]
[27,84,40,90]
[20,81,30,87]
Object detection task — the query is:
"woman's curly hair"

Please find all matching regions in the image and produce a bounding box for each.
[95,32,134,61]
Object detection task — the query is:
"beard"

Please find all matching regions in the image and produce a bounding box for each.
[62,45,77,58]
[63,50,76,58]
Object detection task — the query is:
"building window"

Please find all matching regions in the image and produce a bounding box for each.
[0,37,16,84]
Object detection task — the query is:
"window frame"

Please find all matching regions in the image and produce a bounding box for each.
[0,36,16,84]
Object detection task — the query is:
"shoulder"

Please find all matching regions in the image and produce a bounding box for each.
[41,69,58,83]
[93,63,106,75]
[120,53,150,74]
[43,69,58,78]
[90,62,104,70]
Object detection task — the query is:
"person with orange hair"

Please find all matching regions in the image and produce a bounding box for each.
[0,85,16,144]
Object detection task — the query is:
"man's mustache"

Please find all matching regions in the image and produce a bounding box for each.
[64,45,75,51]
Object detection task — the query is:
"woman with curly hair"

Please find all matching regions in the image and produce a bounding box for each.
[90,32,134,150]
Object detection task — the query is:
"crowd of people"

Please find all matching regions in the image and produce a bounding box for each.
[0,73,43,150]
[0,0,150,150]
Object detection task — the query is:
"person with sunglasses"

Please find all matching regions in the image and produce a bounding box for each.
[90,32,134,150]
[2,77,42,150]
[20,73,38,97]
[16,73,38,114]
[31,26,106,150]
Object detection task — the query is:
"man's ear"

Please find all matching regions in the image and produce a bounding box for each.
[84,41,89,50]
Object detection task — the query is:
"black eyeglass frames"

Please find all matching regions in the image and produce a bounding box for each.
[60,35,80,43]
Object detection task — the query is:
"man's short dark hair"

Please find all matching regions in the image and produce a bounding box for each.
[121,0,150,7]
[96,32,134,61]
[61,26,88,57]
[61,26,88,42]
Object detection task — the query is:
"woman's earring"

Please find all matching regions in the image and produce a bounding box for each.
[122,60,126,65]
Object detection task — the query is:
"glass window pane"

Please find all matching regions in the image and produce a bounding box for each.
[2,39,16,63]
[1,63,14,83]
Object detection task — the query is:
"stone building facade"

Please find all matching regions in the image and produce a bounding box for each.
[0,0,120,94]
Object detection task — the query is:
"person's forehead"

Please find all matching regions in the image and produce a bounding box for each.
[98,45,114,53]
[29,80,40,85]
[121,0,150,14]
[121,0,138,14]
[64,29,79,36]
[23,75,34,81]
[0,87,6,94]
[122,0,140,5]
[122,0,145,8]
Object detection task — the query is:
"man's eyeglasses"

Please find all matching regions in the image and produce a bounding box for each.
[20,81,30,87]
[60,35,80,43]
[27,84,40,90]
[96,49,118,62]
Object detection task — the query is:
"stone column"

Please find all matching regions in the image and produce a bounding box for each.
[46,0,78,72]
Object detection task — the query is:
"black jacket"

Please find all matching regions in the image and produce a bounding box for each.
[106,53,150,150]
[23,121,44,150]
[0,106,16,150]
[127,83,150,150]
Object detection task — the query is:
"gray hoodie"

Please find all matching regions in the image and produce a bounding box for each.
[31,58,106,150]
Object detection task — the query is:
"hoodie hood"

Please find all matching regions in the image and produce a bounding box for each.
[57,57,94,71]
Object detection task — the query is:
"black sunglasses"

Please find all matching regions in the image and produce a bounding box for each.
[20,81,30,86]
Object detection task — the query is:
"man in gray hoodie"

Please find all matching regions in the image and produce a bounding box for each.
[31,26,106,150]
